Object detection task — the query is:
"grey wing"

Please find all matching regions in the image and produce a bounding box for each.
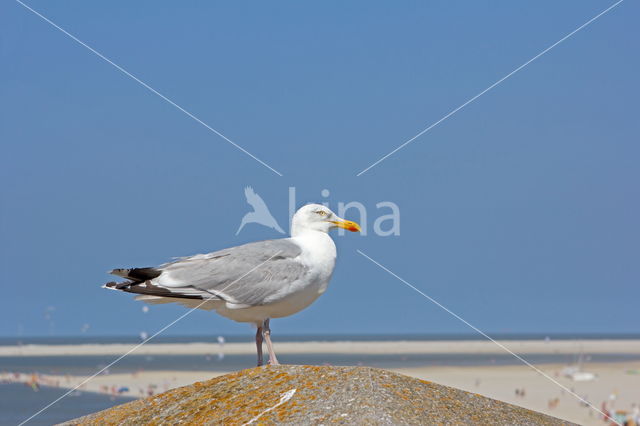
[154,239,307,306]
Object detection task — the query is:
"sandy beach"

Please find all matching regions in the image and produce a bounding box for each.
[399,362,640,426]
[3,339,640,357]
[3,340,639,425]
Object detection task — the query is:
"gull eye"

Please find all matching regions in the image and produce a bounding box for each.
[316,210,327,216]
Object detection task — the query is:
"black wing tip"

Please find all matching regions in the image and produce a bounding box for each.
[103,281,134,290]
[102,280,204,300]
[109,267,161,281]
[130,268,162,280]
[110,268,128,275]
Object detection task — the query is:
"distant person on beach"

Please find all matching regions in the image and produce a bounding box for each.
[217,336,226,361]
[632,404,640,425]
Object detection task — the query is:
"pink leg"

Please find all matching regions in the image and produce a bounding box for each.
[263,319,280,365]
[256,326,264,366]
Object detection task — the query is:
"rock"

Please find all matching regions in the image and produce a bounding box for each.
[61,365,572,425]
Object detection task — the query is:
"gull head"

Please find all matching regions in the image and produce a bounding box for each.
[291,204,361,236]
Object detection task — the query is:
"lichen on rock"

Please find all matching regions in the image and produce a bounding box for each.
[60,365,573,425]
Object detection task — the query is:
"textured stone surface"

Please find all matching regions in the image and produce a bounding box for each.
[62,365,573,425]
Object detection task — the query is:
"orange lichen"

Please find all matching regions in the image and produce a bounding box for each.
[67,366,567,426]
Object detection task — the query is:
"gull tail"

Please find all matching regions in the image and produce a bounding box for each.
[103,280,219,311]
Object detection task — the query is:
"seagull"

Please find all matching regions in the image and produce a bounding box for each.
[236,186,284,235]
[104,204,361,366]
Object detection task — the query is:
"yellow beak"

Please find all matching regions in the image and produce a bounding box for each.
[331,219,361,233]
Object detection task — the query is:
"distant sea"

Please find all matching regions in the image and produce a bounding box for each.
[2,334,639,424]
[0,383,133,426]
[3,332,640,346]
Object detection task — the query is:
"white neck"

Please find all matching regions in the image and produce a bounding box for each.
[291,223,324,238]
[290,228,337,295]
[291,229,337,265]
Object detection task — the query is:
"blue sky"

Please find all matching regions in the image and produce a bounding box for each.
[1,1,638,337]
